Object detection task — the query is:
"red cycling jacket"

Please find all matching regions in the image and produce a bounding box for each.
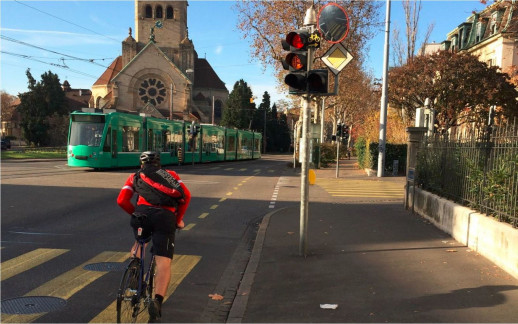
[117,169,191,226]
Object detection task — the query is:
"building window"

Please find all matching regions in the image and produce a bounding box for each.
[139,78,167,106]
[476,22,482,43]
[156,5,163,19]
[145,5,152,18]
[166,6,174,19]
[490,11,499,35]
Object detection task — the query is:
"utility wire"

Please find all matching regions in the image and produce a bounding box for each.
[14,0,120,43]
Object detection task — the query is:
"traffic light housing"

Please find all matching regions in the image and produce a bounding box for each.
[336,123,343,137]
[281,29,322,95]
[282,30,310,94]
[343,125,349,140]
[307,69,328,94]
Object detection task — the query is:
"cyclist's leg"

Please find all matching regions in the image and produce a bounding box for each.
[154,255,172,297]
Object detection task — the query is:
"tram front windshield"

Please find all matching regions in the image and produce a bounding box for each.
[69,115,105,147]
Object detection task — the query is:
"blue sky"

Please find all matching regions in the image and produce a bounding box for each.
[1,1,488,105]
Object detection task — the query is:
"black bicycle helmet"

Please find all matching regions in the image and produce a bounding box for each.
[140,151,160,166]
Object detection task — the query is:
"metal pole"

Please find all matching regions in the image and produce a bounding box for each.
[264,108,267,154]
[300,94,310,257]
[319,98,325,169]
[169,83,173,120]
[300,4,316,257]
[212,96,215,125]
[377,0,391,177]
[336,137,340,178]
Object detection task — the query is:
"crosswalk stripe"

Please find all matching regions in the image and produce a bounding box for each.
[89,254,202,323]
[1,248,69,281]
[2,251,128,323]
[183,223,196,231]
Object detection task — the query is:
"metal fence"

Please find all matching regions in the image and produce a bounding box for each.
[416,119,518,228]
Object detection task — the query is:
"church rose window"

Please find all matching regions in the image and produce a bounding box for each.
[139,78,167,106]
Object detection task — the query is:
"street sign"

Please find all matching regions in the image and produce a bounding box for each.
[317,3,350,44]
[321,42,353,75]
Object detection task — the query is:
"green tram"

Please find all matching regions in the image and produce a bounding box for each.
[67,110,261,169]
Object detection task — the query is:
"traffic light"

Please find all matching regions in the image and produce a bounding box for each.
[336,123,343,137]
[343,125,349,140]
[186,125,192,135]
[307,69,328,94]
[281,29,321,95]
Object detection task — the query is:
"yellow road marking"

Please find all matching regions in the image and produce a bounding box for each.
[224,168,234,171]
[219,197,227,202]
[237,183,243,186]
[210,205,218,210]
[226,192,233,196]
[90,254,202,323]
[2,251,128,323]
[234,187,238,190]
[198,212,209,219]
[183,223,196,231]
[1,248,69,281]
[239,168,247,171]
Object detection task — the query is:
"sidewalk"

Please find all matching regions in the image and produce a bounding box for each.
[228,158,518,323]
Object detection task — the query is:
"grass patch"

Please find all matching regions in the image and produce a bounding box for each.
[1,150,66,160]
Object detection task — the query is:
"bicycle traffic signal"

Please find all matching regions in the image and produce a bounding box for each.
[307,69,328,94]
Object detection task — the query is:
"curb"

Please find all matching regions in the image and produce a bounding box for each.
[226,207,284,323]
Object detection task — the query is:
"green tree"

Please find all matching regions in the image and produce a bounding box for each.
[18,69,68,146]
[222,79,255,129]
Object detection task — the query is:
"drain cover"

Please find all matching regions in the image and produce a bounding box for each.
[83,262,126,272]
[1,296,66,314]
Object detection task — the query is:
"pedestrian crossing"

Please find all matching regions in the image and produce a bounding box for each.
[315,178,405,199]
[1,248,201,323]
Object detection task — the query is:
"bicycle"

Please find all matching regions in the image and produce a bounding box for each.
[116,213,156,323]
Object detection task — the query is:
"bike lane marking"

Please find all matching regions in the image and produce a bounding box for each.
[1,248,69,281]
[2,251,128,323]
[90,254,202,323]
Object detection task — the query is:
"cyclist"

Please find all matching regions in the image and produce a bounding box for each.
[117,151,191,322]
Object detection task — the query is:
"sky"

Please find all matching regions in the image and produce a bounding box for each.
[0,0,489,105]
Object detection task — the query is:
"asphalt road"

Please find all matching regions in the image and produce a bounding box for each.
[1,155,292,323]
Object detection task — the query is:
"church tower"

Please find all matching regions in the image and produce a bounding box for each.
[134,0,192,72]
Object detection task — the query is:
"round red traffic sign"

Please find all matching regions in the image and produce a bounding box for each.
[317,2,350,44]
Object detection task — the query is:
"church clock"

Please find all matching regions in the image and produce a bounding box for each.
[138,78,167,106]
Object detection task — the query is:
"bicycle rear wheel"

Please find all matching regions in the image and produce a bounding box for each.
[117,258,144,323]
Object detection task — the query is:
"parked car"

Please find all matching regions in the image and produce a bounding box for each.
[1,139,11,150]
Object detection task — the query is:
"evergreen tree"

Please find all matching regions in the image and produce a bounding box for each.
[18,69,68,146]
[222,79,255,129]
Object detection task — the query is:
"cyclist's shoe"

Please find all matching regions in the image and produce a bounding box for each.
[148,299,162,323]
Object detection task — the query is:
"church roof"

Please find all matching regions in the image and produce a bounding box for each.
[194,58,227,91]
[93,56,122,86]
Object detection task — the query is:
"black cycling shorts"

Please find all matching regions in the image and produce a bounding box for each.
[131,205,176,259]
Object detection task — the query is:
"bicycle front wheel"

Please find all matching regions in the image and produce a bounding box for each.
[117,258,143,323]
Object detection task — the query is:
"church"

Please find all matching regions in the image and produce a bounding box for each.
[89,0,228,124]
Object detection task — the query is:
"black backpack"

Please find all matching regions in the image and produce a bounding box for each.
[133,166,185,207]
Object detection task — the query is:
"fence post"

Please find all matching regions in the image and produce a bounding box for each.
[405,127,427,209]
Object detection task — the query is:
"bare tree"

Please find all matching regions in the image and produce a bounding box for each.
[392,0,435,66]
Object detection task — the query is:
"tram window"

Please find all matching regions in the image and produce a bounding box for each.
[162,131,170,152]
[69,122,105,146]
[103,127,111,152]
[123,126,140,152]
[228,136,235,151]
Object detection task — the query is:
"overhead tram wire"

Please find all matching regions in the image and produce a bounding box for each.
[1,51,100,79]
[13,0,120,44]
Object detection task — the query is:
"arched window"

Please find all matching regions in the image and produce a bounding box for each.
[166,6,174,19]
[96,96,101,108]
[145,5,152,18]
[155,5,163,19]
